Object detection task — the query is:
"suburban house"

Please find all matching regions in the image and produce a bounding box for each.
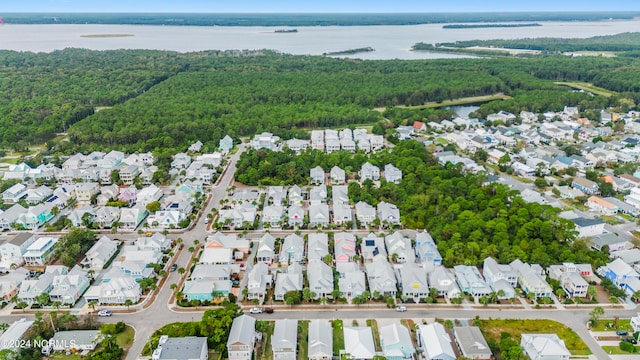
[510,259,553,298]
[365,256,397,298]
[288,185,304,206]
[631,313,640,333]
[399,263,429,302]
[272,319,298,360]
[330,166,346,184]
[453,265,492,297]
[334,232,356,263]
[307,233,329,262]
[360,233,386,261]
[246,262,271,302]
[268,186,287,206]
[307,260,334,299]
[308,204,330,228]
[0,318,34,353]
[256,233,276,264]
[571,176,599,195]
[572,217,605,238]
[23,236,58,266]
[547,263,591,298]
[520,334,570,360]
[48,265,91,305]
[384,164,402,184]
[251,132,280,151]
[428,266,461,299]
[218,204,258,229]
[310,166,325,185]
[152,336,208,360]
[379,323,414,360]
[183,278,230,301]
[81,236,119,270]
[49,330,101,353]
[2,183,27,203]
[453,327,492,360]
[18,271,55,304]
[337,262,366,300]
[263,205,285,228]
[414,231,442,265]
[359,162,380,181]
[0,204,27,231]
[333,204,352,226]
[377,202,401,226]
[586,196,618,215]
[280,234,305,265]
[0,268,28,300]
[385,232,413,264]
[308,320,333,360]
[119,205,148,230]
[219,135,234,154]
[343,327,376,360]
[482,257,517,299]
[227,315,257,360]
[591,233,632,252]
[274,263,303,301]
[355,201,376,227]
[0,233,36,268]
[309,185,328,205]
[597,258,640,291]
[83,275,141,305]
[417,323,456,360]
[287,205,305,228]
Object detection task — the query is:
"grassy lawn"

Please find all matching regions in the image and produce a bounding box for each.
[115,325,135,348]
[602,345,640,355]
[479,319,591,355]
[555,81,617,97]
[260,321,275,360]
[590,319,634,332]
[367,319,382,352]
[297,320,310,360]
[376,93,512,111]
[331,320,344,356]
[599,215,621,225]
[208,350,222,360]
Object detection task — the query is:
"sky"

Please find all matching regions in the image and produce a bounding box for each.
[4,0,640,13]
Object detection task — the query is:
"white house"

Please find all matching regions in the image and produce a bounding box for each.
[521,334,570,360]
[272,319,297,360]
[228,315,257,360]
[417,323,455,360]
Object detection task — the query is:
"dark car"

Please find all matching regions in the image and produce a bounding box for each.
[624,338,638,344]
[170,264,178,272]
[616,330,628,336]
[264,308,274,314]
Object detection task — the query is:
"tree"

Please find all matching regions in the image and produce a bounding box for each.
[588,286,597,301]
[58,311,77,331]
[178,267,186,275]
[284,290,301,305]
[35,292,50,307]
[555,288,566,301]
[146,201,161,213]
[52,301,62,312]
[302,287,316,303]
[534,178,548,188]
[83,301,97,316]
[124,299,133,309]
[498,153,511,171]
[590,306,605,323]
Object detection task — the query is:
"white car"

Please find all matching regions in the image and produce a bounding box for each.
[395,306,407,312]
[97,310,112,317]
[249,307,263,314]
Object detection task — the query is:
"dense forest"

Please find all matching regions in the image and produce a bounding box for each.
[4,12,639,26]
[1,49,640,156]
[416,32,640,54]
[234,141,610,268]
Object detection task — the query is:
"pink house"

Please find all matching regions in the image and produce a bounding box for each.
[334,232,356,262]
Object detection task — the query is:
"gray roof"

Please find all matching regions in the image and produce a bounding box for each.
[227,315,256,347]
[308,320,333,358]
[8,233,34,246]
[51,330,100,347]
[272,319,298,351]
[453,327,492,358]
[157,337,208,360]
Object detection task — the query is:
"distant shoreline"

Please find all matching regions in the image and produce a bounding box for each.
[80,34,135,38]
[323,47,375,56]
[443,23,542,29]
[2,12,639,27]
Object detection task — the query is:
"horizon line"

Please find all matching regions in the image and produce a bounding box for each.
[3,11,640,14]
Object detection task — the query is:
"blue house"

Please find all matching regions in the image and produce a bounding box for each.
[599,258,640,288]
[183,279,231,301]
[414,231,442,265]
[571,176,599,195]
[379,324,415,360]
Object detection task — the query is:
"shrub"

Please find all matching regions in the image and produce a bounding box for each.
[620,341,636,353]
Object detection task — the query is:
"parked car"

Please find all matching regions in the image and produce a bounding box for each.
[170,264,178,272]
[616,330,628,336]
[624,337,638,344]
[249,307,263,314]
[395,306,407,312]
[264,308,274,314]
[97,310,112,317]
